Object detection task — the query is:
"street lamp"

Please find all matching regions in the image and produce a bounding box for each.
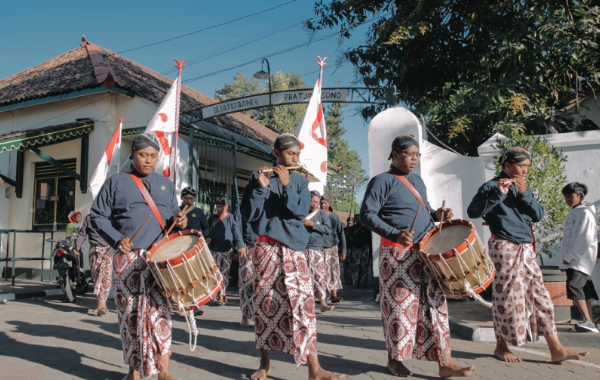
[253,58,272,104]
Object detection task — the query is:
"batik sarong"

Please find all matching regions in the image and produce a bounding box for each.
[113,250,171,378]
[342,247,353,285]
[306,248,329,300]
[212,249,233,298]
[253,241,317,365]
[352,245,371,286]
[89,246,112,302]
[488,237,557,346]
[239,247,255,320]
[379,246,450,365]
[325,246,342,291]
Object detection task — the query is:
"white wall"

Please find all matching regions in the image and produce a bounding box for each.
[0,93,171,271]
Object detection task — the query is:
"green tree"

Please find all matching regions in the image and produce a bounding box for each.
[215,71,307,133]
[494,133,570,262]
[215,72,367,211]
[325,102,367,212]
[307,1,600,155]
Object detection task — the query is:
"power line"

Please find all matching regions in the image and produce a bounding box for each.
[118,0,299,54]
[182,31,340,83]
[182,12,391,84]
[161,13,310,76]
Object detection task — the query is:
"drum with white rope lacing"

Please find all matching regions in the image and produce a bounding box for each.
[419,219,495,300]
[147,230,223,311]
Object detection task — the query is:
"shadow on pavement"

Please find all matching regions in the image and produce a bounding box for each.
[6,320,122,350]
[0,331,124,379]
[316,331,387,351]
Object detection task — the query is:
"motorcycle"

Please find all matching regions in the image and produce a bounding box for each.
[47,237,89,302]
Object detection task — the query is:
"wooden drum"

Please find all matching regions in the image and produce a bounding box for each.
[419,219,495,299]
[147,230,222,311]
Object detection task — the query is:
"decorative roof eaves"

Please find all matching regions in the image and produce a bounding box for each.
[0,85,133,114]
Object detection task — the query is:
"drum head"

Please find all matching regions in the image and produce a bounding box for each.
[151,235,200,262]
[423,224,471,255]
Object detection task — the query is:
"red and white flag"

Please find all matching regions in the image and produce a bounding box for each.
[296,56,328,184]
[89,119,122,198]
[144,77,179,178]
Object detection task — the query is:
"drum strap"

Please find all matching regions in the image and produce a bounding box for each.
[129,174,166,231]
[392,174,430,212]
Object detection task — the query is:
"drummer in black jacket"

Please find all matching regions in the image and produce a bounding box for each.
[178,187,210,238]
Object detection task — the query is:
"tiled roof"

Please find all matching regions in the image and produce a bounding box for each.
[0,38,277,146]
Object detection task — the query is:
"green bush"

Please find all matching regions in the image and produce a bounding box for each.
[494,133,569,262]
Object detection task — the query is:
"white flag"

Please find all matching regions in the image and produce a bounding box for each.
[89,119,122,198]
[296,57,328,184]
[144,77,178,177]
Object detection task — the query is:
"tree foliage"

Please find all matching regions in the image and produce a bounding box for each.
[494,133,569,260]
[325,102,367,212]
[215,72,367,212]
[307,1,600,155]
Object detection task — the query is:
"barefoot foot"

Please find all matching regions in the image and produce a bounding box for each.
[240,316,250,327]
[494,346,522,362]
[308,368,346,380]
[251,358,271,380]
[551,348,589,363]
[320,305,335,313]
[439,363,475,378]
[387,359,412,377]
[157,372,181,380]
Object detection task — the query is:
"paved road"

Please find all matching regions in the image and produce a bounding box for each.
[1,288,599,380]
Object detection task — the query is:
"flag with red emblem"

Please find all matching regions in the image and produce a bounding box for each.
[144,76,179,178]
[89,118,122,198]
[295,56,328,184]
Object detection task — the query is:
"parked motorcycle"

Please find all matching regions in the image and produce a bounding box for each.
[47,237,89,302]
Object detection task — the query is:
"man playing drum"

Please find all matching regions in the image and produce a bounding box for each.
[467,146,588,363]
[207,197,245,306]
[360,134,475,378]
[241,133,344,380]
[178,187,209,237]
[91,134,187,380]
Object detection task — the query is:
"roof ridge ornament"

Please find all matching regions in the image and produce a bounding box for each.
[82,36,118,88]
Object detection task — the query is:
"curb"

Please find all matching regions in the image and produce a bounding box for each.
[0,289,63,302]
[449,316,600,348]
[449,316,496,342]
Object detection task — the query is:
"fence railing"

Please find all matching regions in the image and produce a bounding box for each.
[0,229,55,285]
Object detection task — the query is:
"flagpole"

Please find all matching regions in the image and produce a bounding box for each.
[173,59,187,189]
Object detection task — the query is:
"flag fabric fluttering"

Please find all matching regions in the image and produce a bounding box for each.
[89,118,122,198]
[144,76,179,178]
[295,56,328,184]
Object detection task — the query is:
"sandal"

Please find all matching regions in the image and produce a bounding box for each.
[97,308,109,316]
[217,300,225,306]
[320,305,335,313]
[331,296,343,303]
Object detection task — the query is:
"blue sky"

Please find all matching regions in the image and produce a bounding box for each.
[0,0,374,199]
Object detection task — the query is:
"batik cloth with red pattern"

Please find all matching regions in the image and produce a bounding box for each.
[253,241,317,365]
[239,247,255,320]
[211,249,233,298]
[306,248,329,300]
[89,246,112,303]
[488,237,557,345]
[325,246,343,291]
[113,250,172,378]
[379,246,450,365]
